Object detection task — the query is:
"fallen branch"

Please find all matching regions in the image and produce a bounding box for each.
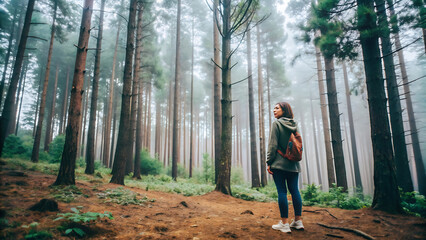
[317,223,375,240]
[303,209,338,219]
[326,233,344,238]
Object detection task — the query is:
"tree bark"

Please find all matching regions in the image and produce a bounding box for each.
[213,0,222,184]
[324,56,347,190]
[314,44,335,188]
[133,2,144,179]
[375,0,414,193]
[246,29,260,188]
[85,0,106,174]
[256,25,267,187]
[342,62,362,190]
[53,0,94,185]
[310,95,322,186]
[12,60,28,135]
[171,0,182,180]
[110,0,138,185]
[15,63,28,135]
[190,17,195,177]
[357,0,402,213]
[388,0,425,195]
[44,66,59,151]
[59,68,70,135]
[31,1,57,161]
[0,0,34,156]
[215,0,232,195]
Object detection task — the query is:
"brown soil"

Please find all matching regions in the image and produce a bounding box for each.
[1,165,425,239]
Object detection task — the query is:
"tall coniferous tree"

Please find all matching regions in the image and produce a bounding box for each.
[388,0,426,195]
[171,0,182,180]
[356,0,402,213]
[246,28,260,188]
[54,0,94,185]
[374,0,413,193]
[86,0,106,174]
[110,0,138,185]
[213,0,221,184]
[0,0,35,156]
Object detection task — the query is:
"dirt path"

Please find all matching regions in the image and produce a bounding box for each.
[1,167,425,239]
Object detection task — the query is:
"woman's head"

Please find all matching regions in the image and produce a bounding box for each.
[274,102,294,119]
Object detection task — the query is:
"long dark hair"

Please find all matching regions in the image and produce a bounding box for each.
[277,102,294,119]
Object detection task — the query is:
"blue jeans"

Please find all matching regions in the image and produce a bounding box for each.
[272,169,302,218]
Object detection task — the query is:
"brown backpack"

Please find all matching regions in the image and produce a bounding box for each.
[277,131,303,161]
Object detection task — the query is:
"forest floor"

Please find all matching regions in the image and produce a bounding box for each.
[1,161,425,240]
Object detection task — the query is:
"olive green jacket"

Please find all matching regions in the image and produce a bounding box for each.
[266,117,301,172]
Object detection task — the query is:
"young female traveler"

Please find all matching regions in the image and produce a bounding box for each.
[267,102,304,233]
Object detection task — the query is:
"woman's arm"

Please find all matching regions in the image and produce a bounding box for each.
[266,122,279,166]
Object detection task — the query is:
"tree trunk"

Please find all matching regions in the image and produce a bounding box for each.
[133,2,144,179]
[31,1,57,161]
[246,29,260,188]
[0,7,18,109]
[310,95,322,186]
[357,0,402,213]
[110,0,137,185]
[375,0,414,193]
[324,56,347,190]
[213,0,222,184]
[103,7,123,168]
[216,0,232,195]
[59,68,70,135]
[85,0,105,174]
[44,66,59,151]
[12,60,28,135]
[109,92,118,168]
[53,0,94,185]
[33,70,43,137]
[190,18,195,177]
[171,0,182,180]
[256,25,267,187]
[15,64,28,135]
[342,62,362,190]
[314,44,335,188]
[388,0,426,195]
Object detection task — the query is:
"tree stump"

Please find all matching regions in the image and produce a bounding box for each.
[28,199,59,212]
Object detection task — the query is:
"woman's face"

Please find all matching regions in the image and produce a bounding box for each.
[273,104,283,119]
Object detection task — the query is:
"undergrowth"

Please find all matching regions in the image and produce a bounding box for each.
[96,187,155,205]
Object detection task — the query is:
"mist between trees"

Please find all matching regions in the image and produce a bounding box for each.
[0,0,425,213]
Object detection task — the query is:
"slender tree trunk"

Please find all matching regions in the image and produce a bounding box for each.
[15,65,27,135]
[246,29,260,188]
[310,95,322,186]
[190,18,195,177]
[44,66,59,151]
[133,3,144,179]
[314,44,335,187]
[342,62,362,190]
[53,0,94,185]
[256,25,267,187]
[103,10,122,168]
[324,56,347,190]
[171,0,182,180]
[216,0,232,195]
[0,7,18,109]
[146,82,152,151]
[357,0,402,213]
[375,0,414,193]
[110,0,138,185]
[154,98,161,157]
[388,0,426,195]
[110,92,118,168]
[59,68,70,134]
[31,1,57,161]
[85,0,105,174]
[80,80,90,158]
[33,69,43,137]
[213,0,222,184]
[12,60,28,135]
[266,49,272,131]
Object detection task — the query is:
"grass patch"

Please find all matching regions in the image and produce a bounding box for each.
[96,187,154,205]
[50,185,89,203]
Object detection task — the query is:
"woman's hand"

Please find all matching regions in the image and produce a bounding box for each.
[267,165,273,175]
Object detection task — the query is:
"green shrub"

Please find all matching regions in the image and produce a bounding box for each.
[401,190,426,217]
[231,167,245,185]
[301,183,321,205]
[2,135,27,158]
[48,135,65,163]
[201,153,214,183]
[140,150,163,175]
[23,222,52,240]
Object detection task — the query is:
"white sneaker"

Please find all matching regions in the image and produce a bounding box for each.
[272,220,291,233]
[289,220,304,230]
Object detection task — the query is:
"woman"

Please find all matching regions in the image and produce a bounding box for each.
[267,102,303,233]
